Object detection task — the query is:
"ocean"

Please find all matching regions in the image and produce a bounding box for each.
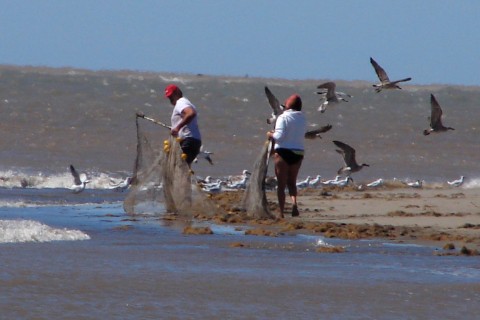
[1,65,480,319]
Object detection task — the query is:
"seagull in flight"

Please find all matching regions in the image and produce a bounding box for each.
[264,86,285,125]
[69,165,90,193]
[423,94,455,135]
[370,57,412,93]
[305,124,333,139]
[316,81,352,113]
[194,146,214,165]
[333,140,370,177]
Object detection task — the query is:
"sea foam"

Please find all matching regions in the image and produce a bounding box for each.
[0,219,90,243]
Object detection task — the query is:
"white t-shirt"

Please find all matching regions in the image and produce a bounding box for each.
[171,97,202,140]
[272,110,306,151]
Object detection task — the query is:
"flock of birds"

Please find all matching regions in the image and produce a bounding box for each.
[261,56,461,190]
[67,57,463,194]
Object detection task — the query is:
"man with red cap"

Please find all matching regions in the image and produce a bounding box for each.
[164,84,202,165]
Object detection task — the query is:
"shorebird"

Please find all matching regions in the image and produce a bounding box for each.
[264,86,284,125]
[423,94,455,135]
[202,181,226,193]
[296,176,311,189]
[308,175,322,188]
[304,124,333,139]
[369,57,412,93]
[333,140,370,177]
[109,176,132,192]
[331,176,353,187]
[227,170,251,189]
[403,180,423,188]
[447,176,465,187]
[316,82,352,113]
[366,178,384,188]
[194,146,214,165]
[69,165,90,194]
[321,176,341,186]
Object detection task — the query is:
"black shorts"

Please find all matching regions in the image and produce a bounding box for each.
[275,148,304,165]
[180,137,202,164]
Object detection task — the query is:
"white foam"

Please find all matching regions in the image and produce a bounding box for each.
[0,170,131,190]
[0,220,90,243]
[463,178,480,189]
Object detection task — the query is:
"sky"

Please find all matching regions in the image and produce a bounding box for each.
[1,0,480,86]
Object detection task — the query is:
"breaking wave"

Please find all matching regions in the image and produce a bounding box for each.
[0,219,90,243]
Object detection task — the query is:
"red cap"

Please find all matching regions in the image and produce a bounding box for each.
[164,84,179,98]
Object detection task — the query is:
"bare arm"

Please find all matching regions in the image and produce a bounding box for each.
[171,106,197,137]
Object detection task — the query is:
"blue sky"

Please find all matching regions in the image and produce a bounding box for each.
[1,0,480,86]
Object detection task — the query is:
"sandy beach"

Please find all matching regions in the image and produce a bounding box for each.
[203,183,480,254]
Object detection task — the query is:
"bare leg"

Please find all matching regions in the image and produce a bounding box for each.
[287,160,302,216]
[274,153,288,218]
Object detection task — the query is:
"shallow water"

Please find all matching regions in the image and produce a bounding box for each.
[1,190,479,319]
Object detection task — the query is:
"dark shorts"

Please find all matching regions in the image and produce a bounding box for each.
[275,148,304,165]
[180,137,202,164]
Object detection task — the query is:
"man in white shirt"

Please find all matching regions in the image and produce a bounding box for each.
[164,84,202,166]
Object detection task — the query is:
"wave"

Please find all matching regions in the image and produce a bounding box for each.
[0,169,131,190]
[0,219,90,243]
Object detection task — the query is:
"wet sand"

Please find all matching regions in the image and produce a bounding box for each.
[192,184,480,254]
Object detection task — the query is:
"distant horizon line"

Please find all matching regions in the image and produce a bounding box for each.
[0,63,477,88]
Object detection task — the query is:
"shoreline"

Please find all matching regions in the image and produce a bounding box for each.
[191,185,480,255]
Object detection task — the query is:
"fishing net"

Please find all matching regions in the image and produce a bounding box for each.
[242,140,273,219]
[123,116,216,216]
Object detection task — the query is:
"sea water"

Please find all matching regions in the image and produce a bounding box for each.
[1,188,479,319]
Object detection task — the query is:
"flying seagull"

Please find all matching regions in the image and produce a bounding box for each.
[333,140,370,177]
[194,146,214,165]
[305,124,333,139]
[423,94,455,135]
[264,86,284,125]
[370,57,412,93]
[69,165,90,193]
[316,81,352,113]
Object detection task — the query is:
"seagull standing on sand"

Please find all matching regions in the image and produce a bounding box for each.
[227,170,251,189]
[333,140,370,177]
[366,178,384,188]
[69,165,90,194]
[321,175,341,186]
[370,57,412,93]
[109,176,132,192]
[423,94,455,135]
[316,81,352,113]
[296,176,311,189]
[403,180,423,188]
[308,175,322,188]
[331,176,353,187]
[447,176,465,187]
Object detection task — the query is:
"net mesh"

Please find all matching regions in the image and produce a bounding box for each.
[242,140,273,219]
[123,116,216,216]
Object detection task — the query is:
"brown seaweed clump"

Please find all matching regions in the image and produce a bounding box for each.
[435,245,479,256]
[316,246,346,253]
[182,226,214,235]
[245,228,278,237]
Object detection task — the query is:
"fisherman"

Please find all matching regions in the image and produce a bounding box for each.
[267,94,307,218]
[164,84,202,166]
